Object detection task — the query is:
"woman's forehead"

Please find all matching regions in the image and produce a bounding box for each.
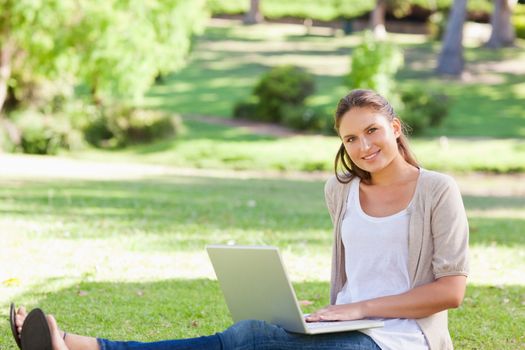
[340,107,389,130]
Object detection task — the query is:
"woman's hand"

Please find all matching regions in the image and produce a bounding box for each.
[305,276,467,322]
[305,303,364,322]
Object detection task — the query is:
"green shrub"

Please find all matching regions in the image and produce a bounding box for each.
[280,105,328,131]
[347,32,404,102]
[400,89,450,135]
[84,105,182,148]
[513,15,525,39]
[10,110,81,155]
[232,65,337,133]
[83,112,113,148]
[427,11,447,41]
[233,97,259,120]
[253,65,315,123]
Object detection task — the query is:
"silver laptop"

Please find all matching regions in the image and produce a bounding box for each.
[206,245,384,334]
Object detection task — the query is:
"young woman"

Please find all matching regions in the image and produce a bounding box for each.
[11,89,469,350]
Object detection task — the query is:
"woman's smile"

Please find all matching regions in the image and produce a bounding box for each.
[362,150,381,161]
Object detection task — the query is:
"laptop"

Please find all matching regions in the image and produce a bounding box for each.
[206,245,384,334]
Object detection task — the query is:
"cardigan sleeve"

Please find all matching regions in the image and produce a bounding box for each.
[324,176,338,224]
[430,174,470,279]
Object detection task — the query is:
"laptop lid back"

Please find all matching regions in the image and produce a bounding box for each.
[207,245,306,333]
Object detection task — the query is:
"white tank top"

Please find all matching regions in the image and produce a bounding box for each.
[336,179,429,350]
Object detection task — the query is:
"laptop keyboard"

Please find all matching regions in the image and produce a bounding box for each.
[306,321,339,329]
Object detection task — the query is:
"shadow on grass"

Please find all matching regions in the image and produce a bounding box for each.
[1,280,523,349]
[0,176,331,248]
[1,279,330,344]
[397,72,525,138]
[1,176,524,249]
[121,120,279,156]
[463,195,525,211]
[146,59,267,118]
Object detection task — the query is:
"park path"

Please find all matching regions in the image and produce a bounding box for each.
[1,153,524,196]
[186,114,303,137]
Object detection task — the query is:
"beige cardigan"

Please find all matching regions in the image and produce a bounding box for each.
[325,169,469,350]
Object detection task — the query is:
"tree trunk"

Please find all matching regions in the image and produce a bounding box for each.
[436,0,467,76]
[485,0,515,48]
[244,0,263,25]
[370,0,387,39]
[0,40,14,115]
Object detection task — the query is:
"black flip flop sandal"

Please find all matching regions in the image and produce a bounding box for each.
[20,308,52,350]
[10,303,22,349]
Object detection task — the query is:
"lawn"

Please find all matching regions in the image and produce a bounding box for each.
[0,160,524,349]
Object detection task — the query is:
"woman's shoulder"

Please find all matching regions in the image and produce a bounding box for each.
[420,169,457,185]
[418,169,461,197]
[324,174,355,193]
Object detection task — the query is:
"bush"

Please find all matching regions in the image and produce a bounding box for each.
[513,15,525,39]
[84,105,182,148]
[253,65,315,123]
[231,65,337,133]
[9,110,82,155]
[233,97,259,120]
[280,105,329,132]
[400,89,450,135]
[427,11,447,41]
[346,32,404,102]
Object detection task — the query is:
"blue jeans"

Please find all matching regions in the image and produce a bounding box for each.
[97,319,381,350]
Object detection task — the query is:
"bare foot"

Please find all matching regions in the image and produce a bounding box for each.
[14,306,27,339]
[48,315,70,350]
[15,306,68,350]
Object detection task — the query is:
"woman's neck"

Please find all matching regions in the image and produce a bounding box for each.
[369,156,419,186]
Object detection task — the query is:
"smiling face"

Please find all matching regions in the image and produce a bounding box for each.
[338,106,402,176]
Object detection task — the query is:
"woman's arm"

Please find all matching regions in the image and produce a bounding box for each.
[305,275,467,322]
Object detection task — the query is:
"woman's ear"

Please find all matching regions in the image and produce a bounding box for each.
[392,118,402,138]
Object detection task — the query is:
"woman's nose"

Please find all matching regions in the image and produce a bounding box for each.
[360,136,370,150]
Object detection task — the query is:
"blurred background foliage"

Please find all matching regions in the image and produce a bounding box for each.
[0,0,524,170]
[207,0,494,20]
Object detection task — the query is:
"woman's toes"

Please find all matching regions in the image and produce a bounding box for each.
[15,306,27,334]
[47,315,69,350]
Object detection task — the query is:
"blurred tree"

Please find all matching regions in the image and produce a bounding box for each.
[347,31,403,102]
[0,0,208,112]
[0,0,73,113]
[67,0,208,105]
[368,0,420,39]
[485,0,516,48]
[370,0,387,38]
[244,0,263,24]
[436,0,467,76]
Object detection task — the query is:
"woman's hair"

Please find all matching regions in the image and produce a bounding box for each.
[333,89,419,184]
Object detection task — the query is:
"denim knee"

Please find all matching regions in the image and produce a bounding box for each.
[230,319,271,333]
[219,319,286,349]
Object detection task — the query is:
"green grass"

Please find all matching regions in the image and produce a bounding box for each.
[0,169,524,349]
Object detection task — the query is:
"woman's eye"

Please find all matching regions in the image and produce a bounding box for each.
[346,137,355,143]
[367,128,377,134]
